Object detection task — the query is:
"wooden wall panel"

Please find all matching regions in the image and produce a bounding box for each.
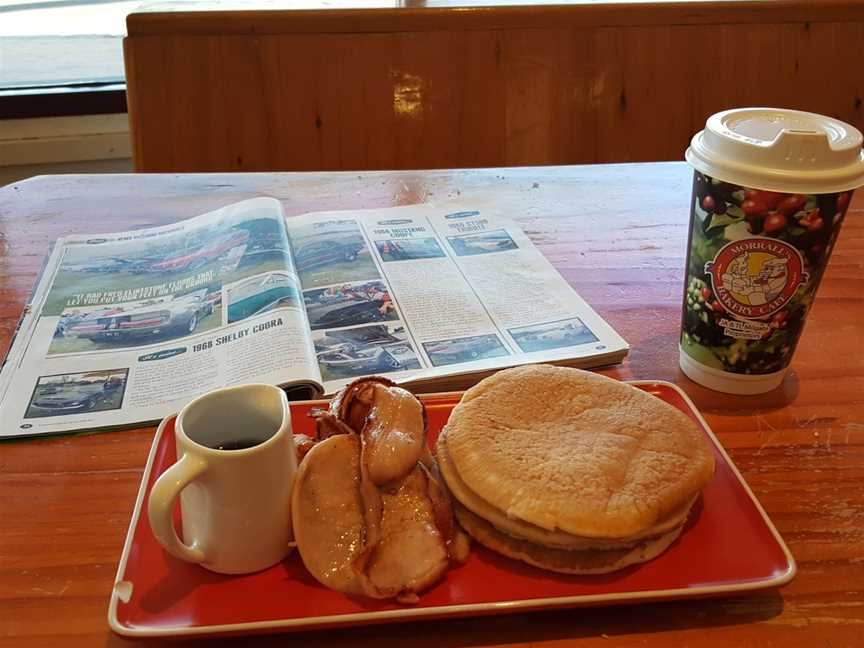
[124,3,864,172]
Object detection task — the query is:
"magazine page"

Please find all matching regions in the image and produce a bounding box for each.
[285,203,628,395]
[0,198,319,438]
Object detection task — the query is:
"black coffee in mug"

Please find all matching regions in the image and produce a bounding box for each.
[181,394,281,452]
[214,438,263,451]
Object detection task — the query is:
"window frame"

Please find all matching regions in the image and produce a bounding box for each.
[0,83,127,119]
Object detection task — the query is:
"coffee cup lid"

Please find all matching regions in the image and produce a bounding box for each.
[686,108,864,193]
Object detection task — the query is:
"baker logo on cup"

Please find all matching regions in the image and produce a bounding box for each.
[705,238,808,319]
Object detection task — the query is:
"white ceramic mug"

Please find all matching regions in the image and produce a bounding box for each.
[147,383,297,574]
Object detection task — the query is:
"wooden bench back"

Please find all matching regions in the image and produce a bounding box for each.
[124,1,864,172]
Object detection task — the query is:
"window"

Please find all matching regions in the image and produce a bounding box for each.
[0,0,132,117]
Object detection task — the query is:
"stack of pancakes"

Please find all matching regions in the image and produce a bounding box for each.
[436,365,715,574]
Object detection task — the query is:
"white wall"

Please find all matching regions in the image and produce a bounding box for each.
[0,113,133,187]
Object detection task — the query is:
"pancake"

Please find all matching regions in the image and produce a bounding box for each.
[454,504,683,575]
[443,365,715,540]
[437,428,696,551]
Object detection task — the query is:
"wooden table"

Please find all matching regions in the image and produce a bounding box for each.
[1,163,862,647]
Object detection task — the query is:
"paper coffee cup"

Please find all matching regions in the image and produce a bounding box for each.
[681,108,864,394]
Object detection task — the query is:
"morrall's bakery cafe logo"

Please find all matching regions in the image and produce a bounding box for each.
[706,238,808,320]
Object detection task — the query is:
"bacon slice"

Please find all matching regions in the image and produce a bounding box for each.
[352,465,449,602]
[291,434,365,595]
[359,383,426,486]
[329,376,395,433]
[311,410,355,441]
[293,434,317,464]
[292,377,468,602]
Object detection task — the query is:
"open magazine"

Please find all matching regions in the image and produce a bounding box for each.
[0,198,628,438]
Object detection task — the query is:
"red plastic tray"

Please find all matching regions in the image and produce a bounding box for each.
[109,381,795,638]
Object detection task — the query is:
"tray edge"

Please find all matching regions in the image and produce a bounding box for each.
[108,382,798,638]
[629,380,797,585]
[108,414,175,636]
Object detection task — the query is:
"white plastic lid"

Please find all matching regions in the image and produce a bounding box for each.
[686,108,864,194]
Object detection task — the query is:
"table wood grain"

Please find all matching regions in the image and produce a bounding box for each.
[0,163,862,647]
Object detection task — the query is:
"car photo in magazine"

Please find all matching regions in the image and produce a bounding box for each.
[0,198,628,438]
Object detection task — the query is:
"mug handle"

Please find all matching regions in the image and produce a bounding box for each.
[147,452,208,564]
